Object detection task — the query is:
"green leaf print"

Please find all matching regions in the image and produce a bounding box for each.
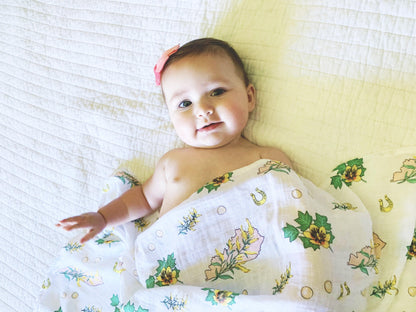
[145,276,155,288]
[111,294,120,306]
[314,213,331,231]
[295,211,313,231]
[110,295,148,312]
[300,236,320,250]
[123,302,136,312]
[333,163,346,175]
[330,176,343,189]
[283,224,299,242]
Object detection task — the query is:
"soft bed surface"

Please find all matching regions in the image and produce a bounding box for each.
[1,0,415,311]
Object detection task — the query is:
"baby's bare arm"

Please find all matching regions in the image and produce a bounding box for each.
[57,157,167,242]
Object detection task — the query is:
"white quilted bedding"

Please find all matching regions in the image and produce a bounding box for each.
[1,0,415,311]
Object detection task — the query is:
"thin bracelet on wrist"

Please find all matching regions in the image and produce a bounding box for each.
[97,210,108,226]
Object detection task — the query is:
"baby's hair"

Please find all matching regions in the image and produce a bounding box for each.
[162,38,250,86]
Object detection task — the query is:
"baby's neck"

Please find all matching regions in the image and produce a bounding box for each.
[186,135,254,151]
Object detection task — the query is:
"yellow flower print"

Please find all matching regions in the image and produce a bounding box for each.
[157,267,177,286]
[342,165,362,183]
[205,219,264,281]
[331,158,366,189]
[213,290,234,306]
[133,217,149,232]
[273,263,292,294]
[371,275,399,298]
[203,288,239,307]
[146,253,182,288]
[213,173,231,185]
[197,172,234,193]
[178,208,201,235]
[303,225,331,249]
[406,229,416,260]
[283,211,335,251]
[408,238,416,257]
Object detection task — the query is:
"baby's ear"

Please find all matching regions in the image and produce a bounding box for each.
[246,83,256,112]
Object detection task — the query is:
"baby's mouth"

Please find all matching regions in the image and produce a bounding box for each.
[198,122,222,132]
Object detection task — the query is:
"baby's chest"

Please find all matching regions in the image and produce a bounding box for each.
[161,165,226,213]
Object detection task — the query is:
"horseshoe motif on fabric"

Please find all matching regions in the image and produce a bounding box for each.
[250,188,267,206]
[379,194,393,212]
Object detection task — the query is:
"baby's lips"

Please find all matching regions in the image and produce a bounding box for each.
[198,122,222,132]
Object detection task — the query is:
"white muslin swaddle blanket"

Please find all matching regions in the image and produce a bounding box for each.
[38,159,377,311]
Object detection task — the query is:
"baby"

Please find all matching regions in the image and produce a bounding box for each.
[57,38,292,243]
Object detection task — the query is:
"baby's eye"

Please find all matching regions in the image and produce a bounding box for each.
[178,100,192,108]
[210,88,226,97]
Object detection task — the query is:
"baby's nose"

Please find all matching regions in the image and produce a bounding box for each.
[195,100,214,118]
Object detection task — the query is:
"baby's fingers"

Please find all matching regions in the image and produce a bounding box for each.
[56,215,87,231]
[80,229,98,244]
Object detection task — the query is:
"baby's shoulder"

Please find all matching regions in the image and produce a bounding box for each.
[258,146,293,168]
[157,147,200,173]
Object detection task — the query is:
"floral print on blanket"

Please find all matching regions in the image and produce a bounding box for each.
[330,158,366,189]
[203,288,239,307]
[332,202,357,211]
[272,263,292,294]
[64,241,84,252]
[133,217,150,232]
[347,233,386,275]
[114,171,141,187]
[391,158,416,184]
[370,275,399,299]
[110,294,148,312]
[283,211,335,250]
[38,155,416,311]
[95,230,121,246]
[178,208,201,235]
[197,172,233,193]
[257,160,291,175]
[406,228,416,260]
[60,267,103,287]
[81,306,102,312]
[161,295,187,311]
[205,219,264,281]
[146,253,182,288]
[348,246,378,275]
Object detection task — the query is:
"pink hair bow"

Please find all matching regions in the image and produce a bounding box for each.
[154,44,180,86]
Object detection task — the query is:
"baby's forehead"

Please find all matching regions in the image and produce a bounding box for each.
[163,51,246,85]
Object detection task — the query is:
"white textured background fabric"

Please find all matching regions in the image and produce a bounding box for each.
[1,0,415,310]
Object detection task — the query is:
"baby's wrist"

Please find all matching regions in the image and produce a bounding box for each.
[97,210,108,226]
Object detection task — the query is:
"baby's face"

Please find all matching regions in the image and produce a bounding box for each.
[161,53,255,148]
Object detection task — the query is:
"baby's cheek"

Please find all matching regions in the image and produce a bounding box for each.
[172,122,194,143]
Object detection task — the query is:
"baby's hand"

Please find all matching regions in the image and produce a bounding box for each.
[57,212,107,243]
